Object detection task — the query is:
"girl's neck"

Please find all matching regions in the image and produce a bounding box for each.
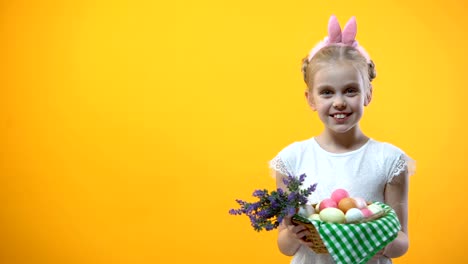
[315,127,369,154]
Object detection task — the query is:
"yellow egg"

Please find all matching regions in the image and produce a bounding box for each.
[308,213,321,221]
[319,208,345,223]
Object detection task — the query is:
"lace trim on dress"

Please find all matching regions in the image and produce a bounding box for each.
[391,154,417,178]
[391,156,407,177]
[269,156,290,176]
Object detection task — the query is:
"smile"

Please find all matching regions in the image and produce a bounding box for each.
[331,113,352,119]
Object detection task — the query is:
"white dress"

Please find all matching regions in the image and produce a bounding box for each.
[269,137,413,264]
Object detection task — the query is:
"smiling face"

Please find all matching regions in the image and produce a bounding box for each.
[306,62,370,135]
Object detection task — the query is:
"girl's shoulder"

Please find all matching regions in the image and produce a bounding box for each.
[367,139,407,156]
[269,137,315,176]
[274,137,315,157]
[367,139,416,177]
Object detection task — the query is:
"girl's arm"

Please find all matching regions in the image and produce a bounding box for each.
[382,167,410,258]
[275,171,314,256]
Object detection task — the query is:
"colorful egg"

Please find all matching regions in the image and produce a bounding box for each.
[353,197,367,209]
[319,208,345,223]
[361,208,373,218]
[338,197,358,213]
[319,198,338,211]
[308,213,321,221]
[331,189,350,204]
[345,208,364,223]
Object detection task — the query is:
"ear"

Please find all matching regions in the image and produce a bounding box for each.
[305,90,317,111]
[364,86,373,106]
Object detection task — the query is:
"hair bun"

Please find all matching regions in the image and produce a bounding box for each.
[301,57,310,83]
[368,60,376,82]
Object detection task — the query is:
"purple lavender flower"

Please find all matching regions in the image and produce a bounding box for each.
[287,206,296,216]
[229,174,317,232]
[252,189,267,197]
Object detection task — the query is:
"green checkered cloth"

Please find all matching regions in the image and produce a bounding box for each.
[297,202,400,264]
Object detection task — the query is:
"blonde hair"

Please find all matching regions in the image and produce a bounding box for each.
[301,45,376,92]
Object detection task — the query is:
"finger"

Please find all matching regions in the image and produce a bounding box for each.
[295,229,312,239]
[371,249,384,259]
[291,224,310,234]
[299,240,315,247]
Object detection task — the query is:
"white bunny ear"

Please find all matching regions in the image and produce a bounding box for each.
[342,16,357,45]
[327,15,342,43]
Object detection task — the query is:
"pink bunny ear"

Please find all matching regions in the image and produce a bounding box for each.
[327,15,342,43]
[307,15,371,63]
[342,16,357,45]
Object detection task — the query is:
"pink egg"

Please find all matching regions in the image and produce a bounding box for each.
[331,189,349,204]
[319,198,338,211]
[361,208,373,218]
[353,197,367,209]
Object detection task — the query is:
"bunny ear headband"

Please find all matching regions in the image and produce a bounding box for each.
[306,15,371,63]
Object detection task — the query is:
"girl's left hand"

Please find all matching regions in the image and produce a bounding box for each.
[371,248,385,260]
[372,245,388,260]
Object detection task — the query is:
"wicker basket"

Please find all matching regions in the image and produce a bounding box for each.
[291,215,328,254]
[291,203,390,254]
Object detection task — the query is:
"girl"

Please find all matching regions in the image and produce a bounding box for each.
[269,15,414,264]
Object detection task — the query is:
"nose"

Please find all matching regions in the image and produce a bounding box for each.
[333,96,346,109]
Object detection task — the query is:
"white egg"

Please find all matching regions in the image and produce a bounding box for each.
[345,208,365,223]
[297,204,315,217]
[319,208,345,223]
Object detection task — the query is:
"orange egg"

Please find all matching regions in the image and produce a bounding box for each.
[338,197,358,213]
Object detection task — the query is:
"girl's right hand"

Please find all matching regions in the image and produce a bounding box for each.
[282,216,314,247]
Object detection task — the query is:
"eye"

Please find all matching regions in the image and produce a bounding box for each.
[345,87,358,95]
[319,89,333,97]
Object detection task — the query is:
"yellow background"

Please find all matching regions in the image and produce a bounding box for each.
[1,0,467,263]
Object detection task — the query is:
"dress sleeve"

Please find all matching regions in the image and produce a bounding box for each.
[268,142,299,177]
[269,156,291,176]
[388,153,416,183]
